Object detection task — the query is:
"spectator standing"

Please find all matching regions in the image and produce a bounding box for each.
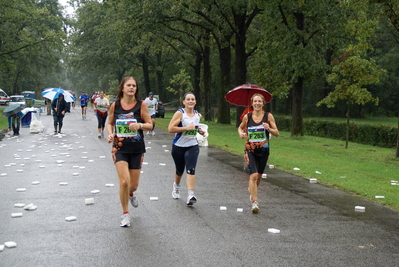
[51,93,68,134]
[7,111,24,136]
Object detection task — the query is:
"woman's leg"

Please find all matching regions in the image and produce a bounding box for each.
[129,169,141,196]
[96,112,102,134]
[101,115,106,131]
[249,173,261,202]
[115,161,130,213]
[184,146,199,205]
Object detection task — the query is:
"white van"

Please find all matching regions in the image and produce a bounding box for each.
[0,89,10,105]
[9,95,26,106]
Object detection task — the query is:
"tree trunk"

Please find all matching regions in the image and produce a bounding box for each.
[346,104,350,149]
[155,52,165,101]
[193,52,202,111]
[396,109,399,157]
[291,77,304,136]
[217,44,231,124]
[203,30,212,121]
[141,55,151,97]
[291,12,305,135]
[234,12,247,127]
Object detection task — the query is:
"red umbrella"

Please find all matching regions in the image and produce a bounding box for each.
[225,84,272,107]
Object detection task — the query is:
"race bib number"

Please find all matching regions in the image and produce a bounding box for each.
[116,119,137,137]
[184,125,199,137]
[148,105,154,109]
[248,126,267,142]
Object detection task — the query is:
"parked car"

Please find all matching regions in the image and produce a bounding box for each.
[0,88,10,105]
[9,95,26,107]
[156,101,165,118]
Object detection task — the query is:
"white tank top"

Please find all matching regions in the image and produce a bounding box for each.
[172,108,200,147]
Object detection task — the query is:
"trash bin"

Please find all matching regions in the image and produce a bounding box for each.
[21,110,37,127]
[25,98,32,107]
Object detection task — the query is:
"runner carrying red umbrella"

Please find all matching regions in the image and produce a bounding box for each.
[230,84,279,214]
[225,84,272,120]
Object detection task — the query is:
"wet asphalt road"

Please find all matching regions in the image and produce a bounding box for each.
[1,107,399,267]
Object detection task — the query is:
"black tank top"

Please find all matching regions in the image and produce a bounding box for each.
[245,112,270,155]
[112,100,145,154]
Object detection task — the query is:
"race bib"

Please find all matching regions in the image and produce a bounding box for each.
[248,126,267,142]
[148,105,154,109]
[115,119,137,137]
[184,125,199,137]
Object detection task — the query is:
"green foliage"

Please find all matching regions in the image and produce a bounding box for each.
[275,115,398,148]
[0,0,65,95]
[166,69,193,97]
[318,55,385,108]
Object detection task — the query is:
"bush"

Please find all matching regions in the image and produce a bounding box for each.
[274,116,398,148]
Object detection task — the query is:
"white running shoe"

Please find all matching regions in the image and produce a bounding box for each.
[98,133,101,138]
[251,201,259,213]
[151,131,155,136]
[172,183,181,199]
[187,195,197,206]
[146,131,150,135]
[120,213,131,227]
[130,195,138,208]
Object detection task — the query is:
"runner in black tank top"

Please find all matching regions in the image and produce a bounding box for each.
[238,94,279,213]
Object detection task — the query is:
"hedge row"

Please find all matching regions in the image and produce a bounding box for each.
[275,116,398,148]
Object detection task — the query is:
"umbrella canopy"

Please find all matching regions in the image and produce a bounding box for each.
[42,88,74,103]
[2,103,25,117]
[225,84,272,107]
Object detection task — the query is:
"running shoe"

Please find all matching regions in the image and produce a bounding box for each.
[187,195,197,206]
[98,133,101,138]
[151,131,155,136]
[146,131,150,135]
[120,213,131,227]
[172,183,181,199]
[130,195,138,208]
[101,131,104,138]
[251,201,259,213]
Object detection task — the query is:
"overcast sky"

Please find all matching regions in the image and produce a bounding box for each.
[58,0,75,16]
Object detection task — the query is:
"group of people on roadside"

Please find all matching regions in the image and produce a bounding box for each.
[105,76,279,228]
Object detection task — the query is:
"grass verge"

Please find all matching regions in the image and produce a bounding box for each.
[156,111,399,211]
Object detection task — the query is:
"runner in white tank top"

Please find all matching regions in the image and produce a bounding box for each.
[168,92,206,206]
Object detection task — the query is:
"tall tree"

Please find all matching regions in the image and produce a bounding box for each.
[0,0,65,94]
[373,0,399,157]
[317,52,385,148]
[250,0,348,136]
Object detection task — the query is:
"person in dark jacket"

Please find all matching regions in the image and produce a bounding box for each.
[7,110,24,136]
[51,93,68,134]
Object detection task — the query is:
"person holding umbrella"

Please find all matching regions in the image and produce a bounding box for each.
[2,103,25,136]
[237,93,279,213]
[51,93,68,134]
[7,110,24,136]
